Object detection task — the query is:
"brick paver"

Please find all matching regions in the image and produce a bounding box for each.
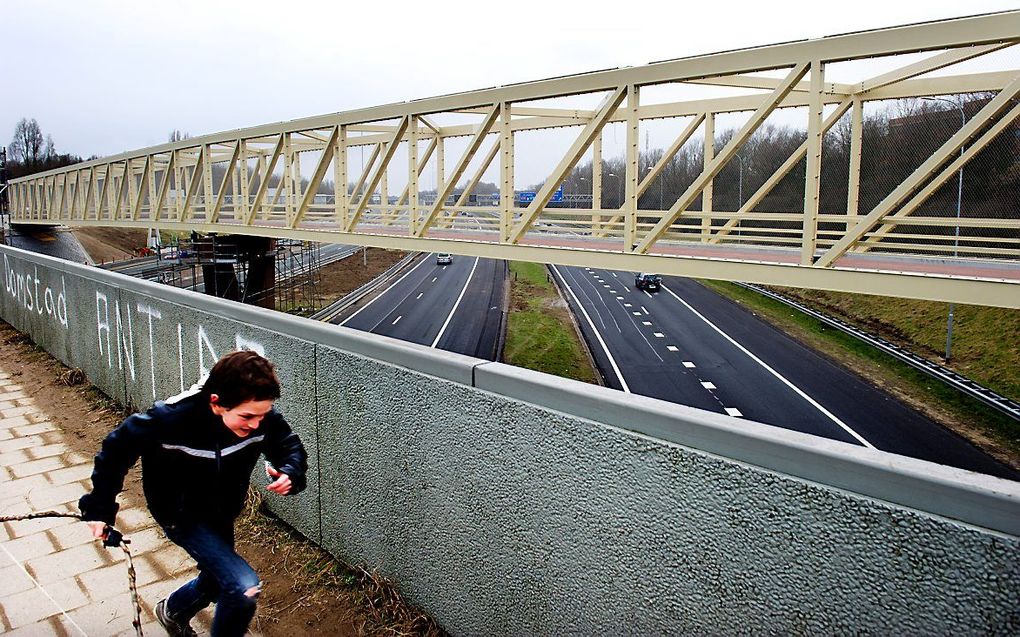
[0,365,203,636]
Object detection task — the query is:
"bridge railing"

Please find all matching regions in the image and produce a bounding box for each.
[0,243,1017,633]
[7,12,1020,307]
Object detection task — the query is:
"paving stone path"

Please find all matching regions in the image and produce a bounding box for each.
[0,367,200,635]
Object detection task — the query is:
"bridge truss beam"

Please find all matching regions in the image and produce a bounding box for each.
[8,12,1020,308]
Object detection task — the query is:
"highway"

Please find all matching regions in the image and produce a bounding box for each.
[338,254,507,360]
[551,265,1017,479]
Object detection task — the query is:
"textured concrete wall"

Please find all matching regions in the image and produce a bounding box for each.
[2,245,1018,634]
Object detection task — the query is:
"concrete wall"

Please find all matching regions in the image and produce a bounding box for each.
[1,244,1017,634]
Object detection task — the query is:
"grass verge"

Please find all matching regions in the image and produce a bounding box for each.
[702,281,1019,470]
[502,262,599,384]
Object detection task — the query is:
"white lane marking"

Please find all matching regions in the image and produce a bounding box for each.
[603,285,610,288]
[624,303,632,307]
[616,296,624,300]
[683,361,696,367]
[416,292,423,300]
[392,316,402,325]
[641,306,649,315]
[0,543,89,636]
[666,346,679,352]
[623,286,630,292]
[551,265,630,392]
[609,290,616,294]
[653,332,664,338]
[702,381,717,390]
[725,407,743,418]
[661,283,874,448]
[341,254,431,326]
[432,257,480,348]
[632,311,641,316]
[570,268,622,332]
[644,290,653,298]
[431,276,437,283]
[611,272,618,278]
[642,321,652,326]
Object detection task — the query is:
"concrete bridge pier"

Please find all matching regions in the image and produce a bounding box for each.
[198,234,276,309]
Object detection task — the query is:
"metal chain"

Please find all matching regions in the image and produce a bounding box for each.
[0,510,144,637]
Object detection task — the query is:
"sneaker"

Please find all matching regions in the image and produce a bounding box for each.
[154,599,197,637]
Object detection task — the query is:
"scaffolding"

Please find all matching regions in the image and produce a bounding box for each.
[151,235,323,314]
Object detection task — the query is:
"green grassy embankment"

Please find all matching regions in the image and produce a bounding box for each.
[702,281,1020,469]
[502,262,599,384]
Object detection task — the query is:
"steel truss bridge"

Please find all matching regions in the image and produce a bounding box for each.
[7,13,1020,307]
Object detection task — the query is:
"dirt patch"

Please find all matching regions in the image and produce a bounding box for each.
[71,227,149,263]
[0,320,444,636]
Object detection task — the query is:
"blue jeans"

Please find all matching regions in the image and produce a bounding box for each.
[163,520,260,637]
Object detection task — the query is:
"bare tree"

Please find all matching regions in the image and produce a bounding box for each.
[9,118,44,167]
[168,129,191,143]
[44,134,55,160]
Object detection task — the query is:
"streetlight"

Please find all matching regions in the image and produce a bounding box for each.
[643,165,664,210]
[923,96,966,364]
[607,172,624,208]
[735,153,749,238]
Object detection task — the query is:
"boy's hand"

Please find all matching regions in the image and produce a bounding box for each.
[265,462,292,495]
[87,521,108,540]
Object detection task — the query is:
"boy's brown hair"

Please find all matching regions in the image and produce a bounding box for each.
[201,350,281,408]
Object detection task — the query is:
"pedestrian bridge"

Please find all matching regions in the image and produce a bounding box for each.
[6,12,1020,307]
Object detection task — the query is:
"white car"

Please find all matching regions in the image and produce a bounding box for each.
[436,253,452,265]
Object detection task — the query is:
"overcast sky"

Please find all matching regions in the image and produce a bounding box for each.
[4,0,1017,169]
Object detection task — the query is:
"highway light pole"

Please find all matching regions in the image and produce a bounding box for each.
[607,172,623,209]
[735,153,748,238]
[923,96,966,364]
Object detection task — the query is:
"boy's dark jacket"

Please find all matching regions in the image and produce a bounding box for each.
[78,388,307,527]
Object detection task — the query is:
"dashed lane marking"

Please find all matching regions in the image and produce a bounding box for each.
[653,332,664,338]
[641,306,649,315]
[725,407,743,418]
[341,254,431,326]
[415,292,423,299]
[683,361,695,367]
[392,316,402,325]
[431,277,437,282]
[642,321,652,326]
[701,381,716,390]
[632,311,642,316]
[666,346,679,352]
[616,296,624,300]
[661,283,874,448]
[624,303,632,307]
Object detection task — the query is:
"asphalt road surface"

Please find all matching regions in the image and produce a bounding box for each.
[7,226,91,263]
[339,254,506,360]
[552,265,1016,480]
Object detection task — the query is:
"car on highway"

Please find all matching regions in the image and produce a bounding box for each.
[436,253,452,265]
[635,273,661,292]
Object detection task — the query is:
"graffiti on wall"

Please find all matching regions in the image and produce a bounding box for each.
[96,291,267,399]
[3,255,69,328]
[1,252,266,401]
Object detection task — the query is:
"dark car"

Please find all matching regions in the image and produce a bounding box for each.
[635,273,661,292]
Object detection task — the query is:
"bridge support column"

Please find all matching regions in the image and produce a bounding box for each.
[199,235,276,308]
[242,236,276,309]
